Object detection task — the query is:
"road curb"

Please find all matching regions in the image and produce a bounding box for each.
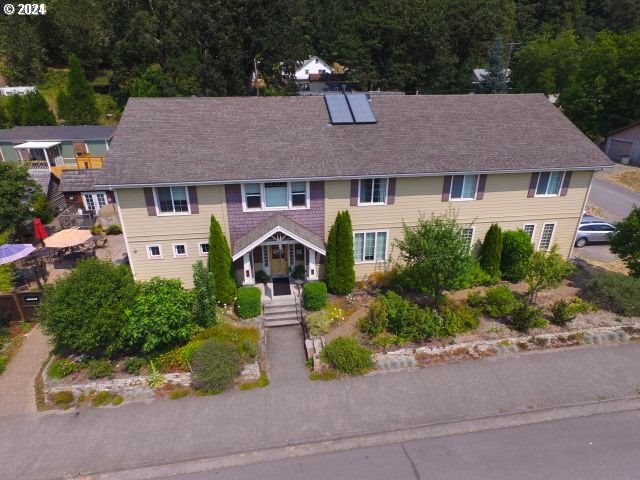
[85,395,640,480]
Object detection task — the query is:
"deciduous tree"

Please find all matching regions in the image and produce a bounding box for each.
[609,205,640,277]
[525,245,575,303]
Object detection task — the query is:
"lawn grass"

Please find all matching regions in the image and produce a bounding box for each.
[239,372,269,390]
[309,369,340,381]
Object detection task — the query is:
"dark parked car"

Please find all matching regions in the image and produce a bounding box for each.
[574,216,616,247]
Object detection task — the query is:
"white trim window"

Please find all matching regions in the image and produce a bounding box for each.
[82,191,107,214]
[172,243,188,258]
[523,224,536,239]
[538,223,556,251]
[242,182,309,211]
[535,172,564,197]
[461,227,474,249]
[198,242,209,256]
[147,245,162,259]
[155,186,190,214]
[354,231,388,263]
[358,178,387,205]
[451,175,478,201]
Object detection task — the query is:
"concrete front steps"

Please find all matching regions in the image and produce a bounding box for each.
[263,297,300,327]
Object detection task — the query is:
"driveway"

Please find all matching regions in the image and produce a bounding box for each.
[588,177,640,221]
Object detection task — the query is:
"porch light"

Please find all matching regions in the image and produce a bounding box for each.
[245,270,250,277]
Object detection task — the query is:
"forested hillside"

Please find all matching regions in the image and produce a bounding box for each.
[0,0,638,138]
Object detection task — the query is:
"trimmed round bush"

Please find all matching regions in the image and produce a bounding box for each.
[484,285,518,318]
[321,337,374,375]
[500,230,534,282]
[192,340,244,394]
[303,281,327,311]
[307,310,332,336]
[87,359,113,379]
[438,301,480,335]
[123,357,145,375]
[235,286,262,319]
[508,301,545,331]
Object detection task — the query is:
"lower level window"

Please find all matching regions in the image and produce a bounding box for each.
[461,228,474,249]
[354,231,387,262]
[147,245,162,259]
[173,244,188,258]
[523,224,535,239]
[198,242,209,256]
[539,223,555,250]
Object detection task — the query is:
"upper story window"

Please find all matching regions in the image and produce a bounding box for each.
[536,172,564,196]
[243,182,309,211]
[451,175,478,201]
[359,178,387,205]
[155,186,189,214]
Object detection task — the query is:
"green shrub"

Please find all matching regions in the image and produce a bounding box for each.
[123,357,145,375]
[508,301,545,331]
[208,214,237,304]
[303,281,327,311]
[466,291,485,309]
[567,297,597,314]
[53,390,74,406]
[168,388,190,399]
[438,301,480,335]
[452,259,494,290]
[235,286,261,319]
[550,299,575,326]
[609,206,640,277]
[111,395,123,406]
[48,358,83,379]
[255,270,270,284]
[291,264,306,281]
[38,258,138,357]
[384,291,440,341]
[325,211,355,295]
[307,310,332,336]
[192,260,216,327]
[321,337,374,375]
[484,285,518,318]
[191,340,244,394]
[87,359,113,379]
[90,224,103,235]
[0,355,7,375]
[124,277,195,354]
[92,390,114,407]
[105,224,122,235]
[500,230,534,282]
[359,296,388,338]
[194,321,260,361]
[479,224,503,279]
[586,272,640,316]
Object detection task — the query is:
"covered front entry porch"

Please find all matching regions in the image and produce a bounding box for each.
[231,213,326,294]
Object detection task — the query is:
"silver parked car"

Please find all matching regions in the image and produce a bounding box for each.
[574,216,616,247]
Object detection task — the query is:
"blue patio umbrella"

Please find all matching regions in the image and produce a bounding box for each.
[0,243,36,265]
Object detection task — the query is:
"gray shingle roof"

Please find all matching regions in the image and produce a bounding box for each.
[232,213,325,258]
[59,169,97,192]
[97,94,613,187]
[29,170,52,193]
[0,125,115,142]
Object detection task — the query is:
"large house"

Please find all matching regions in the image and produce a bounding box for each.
[0,125,115,212]
[96,94,612,288]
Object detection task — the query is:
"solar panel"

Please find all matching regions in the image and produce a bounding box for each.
[346,93,377,124]
[325,94,354,124]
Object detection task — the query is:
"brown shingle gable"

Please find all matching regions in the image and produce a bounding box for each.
[97,94,613,187]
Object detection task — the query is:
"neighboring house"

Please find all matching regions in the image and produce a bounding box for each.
[295,56,348,93]
[96,94,612,288]
[0,125,116,211]
[58,169,115,214]
[471,68,511,86]
[295,56,334,81]
[602,121,640,164]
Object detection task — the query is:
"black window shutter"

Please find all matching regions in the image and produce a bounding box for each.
[350,179,359,206]
[188,186,199,213]
[560,172,572,196]
[441,176,452,202]
[387,178,396,204]
[476,174,487,200]
[527,173,539,198]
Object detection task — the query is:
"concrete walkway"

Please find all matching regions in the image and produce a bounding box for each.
[266,326,309,384]
[3,343,640,480]
[0,326,50,416]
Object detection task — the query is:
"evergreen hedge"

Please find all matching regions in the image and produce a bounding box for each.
[325,211,355,295]
[303,281,327,311]
[208,214,237,304]
[479,223,503,279]
[500,230,534,282]
[235,286,262,319]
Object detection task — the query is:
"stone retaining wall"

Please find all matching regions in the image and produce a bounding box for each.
[374,325,640,371]
[44,361,261,404]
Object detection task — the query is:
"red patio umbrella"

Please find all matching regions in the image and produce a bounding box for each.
[33,217,49,242]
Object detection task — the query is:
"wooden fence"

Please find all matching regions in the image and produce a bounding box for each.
[0,291,43,323]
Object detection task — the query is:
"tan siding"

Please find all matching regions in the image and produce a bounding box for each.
[117,186,229,287]
[325,172,591,279]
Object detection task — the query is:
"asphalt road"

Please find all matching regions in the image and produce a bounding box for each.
[588,177,640,220]
[160,410,640,480]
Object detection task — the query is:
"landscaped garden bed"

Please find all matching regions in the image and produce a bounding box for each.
[303,210,640,380]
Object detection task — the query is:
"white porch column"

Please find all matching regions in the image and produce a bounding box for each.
[242,252,255,285]
[307,249,318,280]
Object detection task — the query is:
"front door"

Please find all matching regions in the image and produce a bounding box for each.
[270,245,288,277]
